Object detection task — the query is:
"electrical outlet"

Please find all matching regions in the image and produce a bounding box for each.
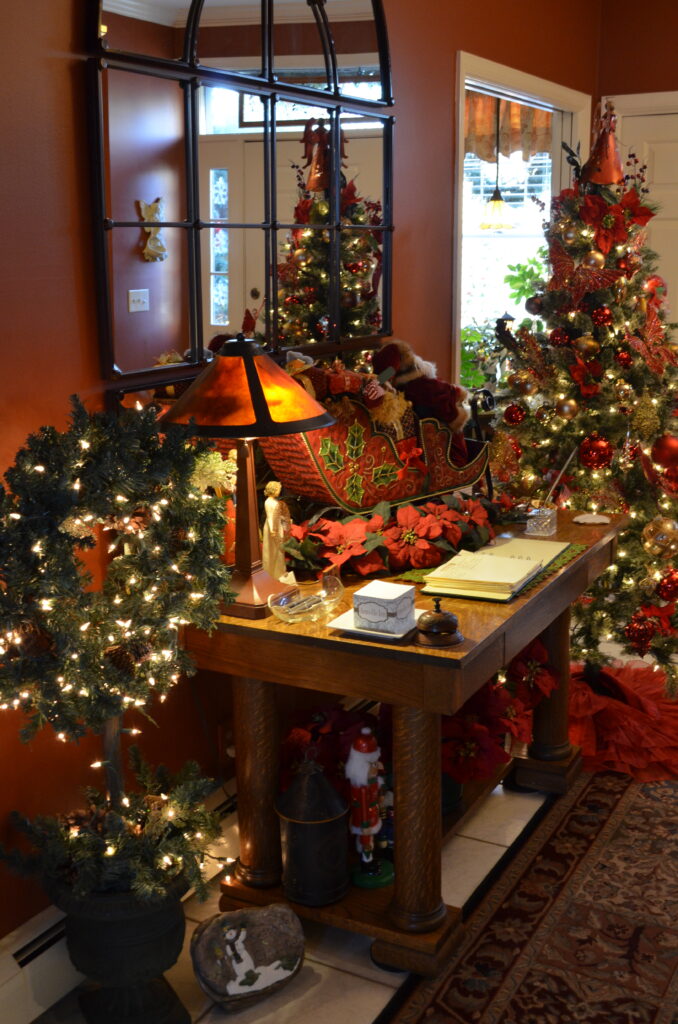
[128,288,150,313]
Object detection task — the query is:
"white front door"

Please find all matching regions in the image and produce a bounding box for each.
[609,93,678,312]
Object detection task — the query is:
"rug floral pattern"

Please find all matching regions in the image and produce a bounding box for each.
[390,773,678,1024]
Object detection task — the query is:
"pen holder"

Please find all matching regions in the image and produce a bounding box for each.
[525,507,557,537]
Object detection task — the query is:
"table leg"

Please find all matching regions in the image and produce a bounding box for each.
[388,706,447,933]
[232,676,282,888]
[512,607,582,793]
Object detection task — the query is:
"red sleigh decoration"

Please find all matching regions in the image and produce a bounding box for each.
[259,399,489,513]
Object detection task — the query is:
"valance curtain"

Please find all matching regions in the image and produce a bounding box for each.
[464,91,552,163]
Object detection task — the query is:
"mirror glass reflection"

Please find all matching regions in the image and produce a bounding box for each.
[196,0,263,75]
[101,0,189,59]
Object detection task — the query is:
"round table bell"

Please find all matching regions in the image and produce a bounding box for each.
[416,597,464,648]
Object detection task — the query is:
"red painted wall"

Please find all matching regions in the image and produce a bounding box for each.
[386,0,602,381]
[598,0,678,96]
[0,0,665,941]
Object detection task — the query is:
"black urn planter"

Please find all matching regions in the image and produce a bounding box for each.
[48,878,190,1024]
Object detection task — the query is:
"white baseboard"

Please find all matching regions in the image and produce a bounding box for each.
[0,905,83,1024]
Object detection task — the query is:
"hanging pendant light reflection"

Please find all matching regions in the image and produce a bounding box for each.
[480,98,513,231]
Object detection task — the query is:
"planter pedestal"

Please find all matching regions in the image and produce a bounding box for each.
[49,881,189,1024]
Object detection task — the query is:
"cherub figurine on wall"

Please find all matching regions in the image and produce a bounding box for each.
[137,197,168,262]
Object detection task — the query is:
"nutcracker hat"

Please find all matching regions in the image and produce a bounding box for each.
[353,727,379,754]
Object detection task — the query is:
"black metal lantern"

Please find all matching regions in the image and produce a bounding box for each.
[275,759,349,907]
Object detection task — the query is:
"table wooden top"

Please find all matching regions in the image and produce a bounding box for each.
[185,512,627,714]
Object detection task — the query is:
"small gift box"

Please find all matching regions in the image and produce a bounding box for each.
[353,580,415,635]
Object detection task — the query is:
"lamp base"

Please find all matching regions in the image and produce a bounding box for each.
[228,567,296,619]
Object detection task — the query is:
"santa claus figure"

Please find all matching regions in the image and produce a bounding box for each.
[371,340,469,464]
[344,728,394,887]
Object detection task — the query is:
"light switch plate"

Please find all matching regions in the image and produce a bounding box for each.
[128,288,149,312]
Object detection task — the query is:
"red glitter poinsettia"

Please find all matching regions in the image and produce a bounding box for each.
[456,496,494,535]
[294,197,314,223]
[579,194,628,255]
[568,354,603,397]
[638,602,676,636]
[382,505,443,571]
[340,179,360,213]
[441,716,510,783]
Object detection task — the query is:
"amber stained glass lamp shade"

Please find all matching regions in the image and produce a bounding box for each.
[161,339,335,617]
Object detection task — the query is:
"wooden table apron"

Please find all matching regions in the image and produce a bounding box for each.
[185,514,625,974]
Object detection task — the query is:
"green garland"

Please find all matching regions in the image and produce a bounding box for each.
[0,397,233,741]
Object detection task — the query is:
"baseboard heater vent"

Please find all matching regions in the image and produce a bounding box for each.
[0,907,83,1024]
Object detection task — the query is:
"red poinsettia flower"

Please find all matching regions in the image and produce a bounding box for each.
[340,179,361,213]
[421,502,465,547]
[456,497,494,535]
[310,517,370,568]
[500,697,533,744]
[619,189,654,226]
[506,638,558,708]
[579,194,628,255]
[382,505,443,571]
[568,355,603,397]
[462,680,515,739]
[294,197,314,224]
[441,716,510,783]
[289,521,309,542]
[350,549,388,576]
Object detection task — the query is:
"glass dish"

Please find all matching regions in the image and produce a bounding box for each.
[268,574,345,623]
[525,506,558,537]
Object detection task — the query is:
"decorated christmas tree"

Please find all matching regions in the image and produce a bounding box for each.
[488,103,678,688]
[276,118,382,355]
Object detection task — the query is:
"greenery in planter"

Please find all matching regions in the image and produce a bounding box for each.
[2,747,222,903]
[0,397,233,883]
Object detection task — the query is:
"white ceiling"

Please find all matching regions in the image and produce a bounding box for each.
[103,0,374,27]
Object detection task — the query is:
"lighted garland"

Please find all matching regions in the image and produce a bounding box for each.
[0,397,232,741]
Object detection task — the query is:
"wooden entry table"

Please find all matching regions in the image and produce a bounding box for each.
[186,513,625,975]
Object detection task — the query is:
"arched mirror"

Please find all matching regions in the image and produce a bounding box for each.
[89,0,393,391]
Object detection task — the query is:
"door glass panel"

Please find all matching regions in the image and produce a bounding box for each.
[201,228,267,345]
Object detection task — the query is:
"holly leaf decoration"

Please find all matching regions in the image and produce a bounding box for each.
[346,423,366,461]
[372,462,399,487]
[346,473,365,505]
[319,438,344,474]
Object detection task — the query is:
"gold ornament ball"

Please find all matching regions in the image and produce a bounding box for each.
[582,249,606,270]
[572,333,600,357]
[507,370,539,396]
[562,225,579,245]
[535,405,555,424]
[555,217,572,233]
[641,517,678,559]
[555,397,579,420]
[614,380,634,403]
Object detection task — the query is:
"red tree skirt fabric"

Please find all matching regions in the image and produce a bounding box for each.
[569,660,678,781]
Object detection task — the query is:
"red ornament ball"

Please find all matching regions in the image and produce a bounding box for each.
[549,328,570,348]
[615,350,634,369]
[591,305,613,326]
[504,403,527,426]
[650,433,678,471]
[657,569,678,601]
[615,256,630,273]
[624,615,656,655]
[579,433,614,470]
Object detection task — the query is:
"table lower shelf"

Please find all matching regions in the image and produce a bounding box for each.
[219,873,464,976]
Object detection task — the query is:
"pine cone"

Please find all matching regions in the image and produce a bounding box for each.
[105,640,153,677]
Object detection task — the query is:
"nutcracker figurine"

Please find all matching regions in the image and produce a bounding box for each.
[344,728,394,887]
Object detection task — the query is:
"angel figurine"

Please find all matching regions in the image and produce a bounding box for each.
[262,481,291,580]
[137,197,168,262]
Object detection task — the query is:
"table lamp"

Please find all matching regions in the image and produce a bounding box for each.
[160,337,335,618]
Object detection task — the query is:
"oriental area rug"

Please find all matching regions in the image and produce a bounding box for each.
[380,770,678,1024]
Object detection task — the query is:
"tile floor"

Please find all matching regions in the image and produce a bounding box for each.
[35,783,546,1024]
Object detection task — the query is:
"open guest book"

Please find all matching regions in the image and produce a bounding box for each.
[422,536,570,602]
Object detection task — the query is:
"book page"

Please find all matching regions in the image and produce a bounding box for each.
[426,550,542,587]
